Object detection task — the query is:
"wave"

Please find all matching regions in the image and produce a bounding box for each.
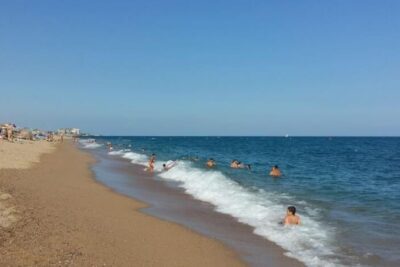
[79,139,103,149]
[109,149,348,267]
[109,150,165,171]
[108,149,131,156]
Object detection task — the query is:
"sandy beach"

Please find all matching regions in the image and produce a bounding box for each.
[0,140,55,169]
[0,141,244,266]
[0,140,55,229]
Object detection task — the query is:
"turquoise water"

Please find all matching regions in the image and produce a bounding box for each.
[81,137,400,267]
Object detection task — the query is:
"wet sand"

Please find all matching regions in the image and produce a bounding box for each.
[0,142,244,266]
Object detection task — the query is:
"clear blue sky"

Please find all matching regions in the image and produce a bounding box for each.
[1,1,399,136]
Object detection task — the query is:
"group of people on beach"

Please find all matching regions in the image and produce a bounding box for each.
[0,123,65,143]
[45,132,64,143]
[0,123,16,142]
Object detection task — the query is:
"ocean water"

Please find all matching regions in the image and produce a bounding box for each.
[80,137,400,267]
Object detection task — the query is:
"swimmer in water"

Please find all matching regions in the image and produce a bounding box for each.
[237,161,251,170]
[283,206,301,225]
[231,160,239,168]
[231,160,251,170]
[163,160,176,171]
[206,158,216,168]
[269,165,282,177]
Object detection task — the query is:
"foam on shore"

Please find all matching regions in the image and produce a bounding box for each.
[79,139,103,149]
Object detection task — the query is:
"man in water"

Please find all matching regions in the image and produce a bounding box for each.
[239,162,251,170]
[231,160,251,170]
[230,160,239,168]
[269,165,282,177]
[163,160,176,171]
[206,158,216,168]
[283,206,301,225]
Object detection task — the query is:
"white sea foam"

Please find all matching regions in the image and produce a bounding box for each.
[159,162,345,267]
[122,151,149,166]
[113,150,347,267]
[108,149,131,156]
[113,150,167,171]
[79,139,103,149]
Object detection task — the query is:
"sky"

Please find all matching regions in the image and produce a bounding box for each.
[0,0,399,136]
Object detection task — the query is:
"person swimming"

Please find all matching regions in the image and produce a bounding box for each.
[231,160,251,170]
[269,165,282,177]
[239,162,251,170]
[230,160,239,168]
[206,158,216,168]
[283,206,301,225]
[163,160,176,171]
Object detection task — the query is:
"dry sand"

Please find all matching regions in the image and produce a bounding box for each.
[0,140,55,169]
[0,141,245,266]
[0,140,55,230]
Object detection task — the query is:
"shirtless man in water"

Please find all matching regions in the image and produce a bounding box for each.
[206,158,216,168]
[231,160,251,170]
[230,160,239,168]
[163,160,176,171]
[283,206,301,225]
[269,165,282,177]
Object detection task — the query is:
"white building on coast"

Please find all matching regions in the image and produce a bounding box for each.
[57,128,81,136]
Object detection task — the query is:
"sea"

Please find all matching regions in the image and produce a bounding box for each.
[79,136,400,267]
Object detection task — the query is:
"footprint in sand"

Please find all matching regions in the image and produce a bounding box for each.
[0,192,18,228]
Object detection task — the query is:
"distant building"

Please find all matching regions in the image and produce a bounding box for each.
[57,128,81,136]
[70,128,80,135]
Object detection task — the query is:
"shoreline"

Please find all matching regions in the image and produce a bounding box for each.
[0,141,245,266]
[89,144,304,267]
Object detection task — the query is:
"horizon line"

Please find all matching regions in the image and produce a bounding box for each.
[83,135,400,138]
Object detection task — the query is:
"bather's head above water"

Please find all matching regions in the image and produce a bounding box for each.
[270,165,282,177]
[287,206,296,215]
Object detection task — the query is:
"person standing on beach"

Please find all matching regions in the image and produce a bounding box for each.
[107,142,113,151]
[148,154,156,172]
[0,127,3,140]
[283,206,301,225]
[6,124,14,142]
